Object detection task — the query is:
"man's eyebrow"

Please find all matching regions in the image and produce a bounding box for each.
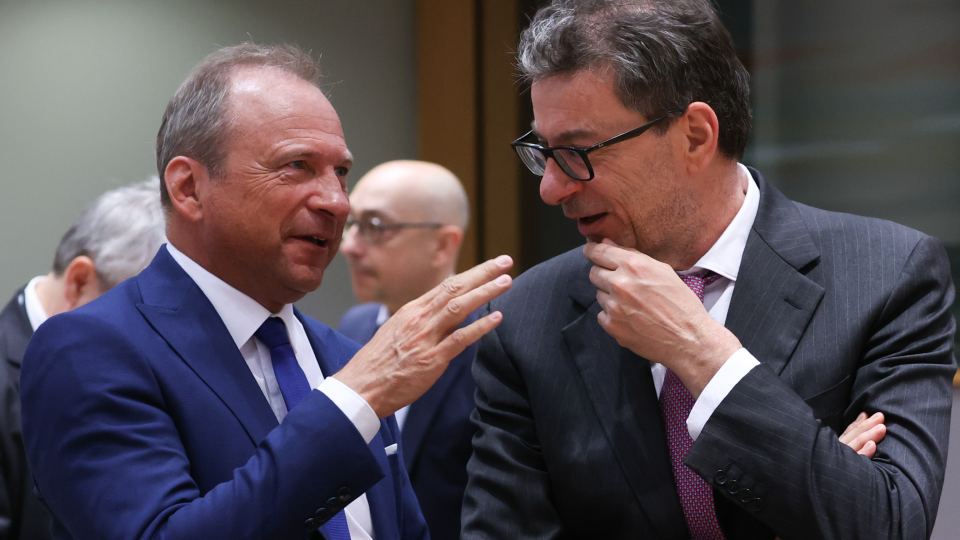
[275,149,354,167]
[530,128,598,146]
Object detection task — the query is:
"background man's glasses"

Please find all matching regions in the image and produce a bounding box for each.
[510,116,667,181]
[344,215,443,244]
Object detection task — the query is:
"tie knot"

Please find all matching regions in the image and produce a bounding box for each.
[679,271,721,303]
[255,317,290,349]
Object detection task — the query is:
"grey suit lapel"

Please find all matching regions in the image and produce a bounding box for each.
[726,169,824,374]
[563,269,689,540]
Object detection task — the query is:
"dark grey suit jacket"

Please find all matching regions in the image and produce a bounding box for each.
[0,287,51,540]
[462,169,956,540]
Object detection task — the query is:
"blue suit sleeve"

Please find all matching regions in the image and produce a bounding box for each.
[21,313,386,540]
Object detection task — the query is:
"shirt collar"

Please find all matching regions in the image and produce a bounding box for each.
[680,163,760,281]
[376,304,390,326]
[24,275,49,332]
[165,244,298,352]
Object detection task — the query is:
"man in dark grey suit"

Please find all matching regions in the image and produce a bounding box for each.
[462,1,956,539]
[0,179,166,540]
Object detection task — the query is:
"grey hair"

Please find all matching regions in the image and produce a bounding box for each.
[518,0,751,159]
[156,43,323,207]
[52,177,168,289]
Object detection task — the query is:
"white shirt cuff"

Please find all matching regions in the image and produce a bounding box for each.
[686,348,759,441]
[319,377,380,444]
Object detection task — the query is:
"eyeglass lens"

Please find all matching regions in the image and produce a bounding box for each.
[344,217,385,243]
[515,146,590,180]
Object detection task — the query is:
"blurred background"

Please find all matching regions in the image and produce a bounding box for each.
[0,0,957,536]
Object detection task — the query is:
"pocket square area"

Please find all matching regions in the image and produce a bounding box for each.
[384,443,398,456]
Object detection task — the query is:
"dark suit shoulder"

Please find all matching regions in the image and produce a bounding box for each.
[493,246,590,312]
[794,201,930,262]
[0,287,33,367]
[340,303,381,325]
[337,303,382,346]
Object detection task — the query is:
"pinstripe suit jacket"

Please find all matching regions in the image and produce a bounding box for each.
[462,169,956,540]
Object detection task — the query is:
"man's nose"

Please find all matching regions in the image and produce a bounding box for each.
[539,160,583,206]
[340,223,363,256]
[308,172,351,220]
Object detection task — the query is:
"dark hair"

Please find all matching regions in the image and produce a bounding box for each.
[518,0,751,159]
[156,43,322,207]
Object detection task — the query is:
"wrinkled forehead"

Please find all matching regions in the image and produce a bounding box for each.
[530,69,627,144]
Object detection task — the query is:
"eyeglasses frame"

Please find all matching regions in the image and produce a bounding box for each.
[510,115,668,181]
[343,215,444,244]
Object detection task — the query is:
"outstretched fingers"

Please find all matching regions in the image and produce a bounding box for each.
[426,255,513,318]
[433,310,504,360]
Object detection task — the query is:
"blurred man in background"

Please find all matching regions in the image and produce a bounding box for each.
[0,178,167,540]
[339,160,475,540]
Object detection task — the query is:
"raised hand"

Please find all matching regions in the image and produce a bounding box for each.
[334,255,513,417]
[583,239,741,397]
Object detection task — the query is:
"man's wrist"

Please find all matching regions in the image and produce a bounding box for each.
[681,323,743,398]
[687,348,760,440]
[319,377,381,443]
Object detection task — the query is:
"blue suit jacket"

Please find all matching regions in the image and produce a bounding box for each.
[20,247,429,540]
[339,304,478,540]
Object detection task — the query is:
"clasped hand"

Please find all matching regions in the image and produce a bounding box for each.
[584,239,741,397]
[335,255,513,417]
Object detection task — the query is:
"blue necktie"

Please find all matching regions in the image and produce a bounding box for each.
[255,317,351,540]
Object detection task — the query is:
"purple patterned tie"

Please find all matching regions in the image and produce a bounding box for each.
[660,272,725,540]
[255,317,351,540]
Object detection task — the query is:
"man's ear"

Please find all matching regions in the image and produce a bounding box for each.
[164,156,209,222]
[679,102,720,174]
[62,256,101,311]
[433,226,464,269]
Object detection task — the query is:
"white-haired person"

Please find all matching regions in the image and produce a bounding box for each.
[0,177,167,540]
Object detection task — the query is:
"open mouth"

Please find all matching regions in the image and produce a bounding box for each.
[578,213,607,225]
[297,236,327,247]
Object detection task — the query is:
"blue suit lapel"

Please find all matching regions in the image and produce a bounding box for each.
[135,247,278,446]
[298,310,401,540]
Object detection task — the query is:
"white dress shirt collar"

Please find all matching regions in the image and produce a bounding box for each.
[165,244,299,353]
[680,163,760,281]
[376,304,389,327]
[23,275,49,332]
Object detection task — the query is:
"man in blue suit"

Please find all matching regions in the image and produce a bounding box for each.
[20,43,513,540]
[339,161,477,540]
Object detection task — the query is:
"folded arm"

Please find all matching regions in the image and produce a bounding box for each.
[686,235,956,540]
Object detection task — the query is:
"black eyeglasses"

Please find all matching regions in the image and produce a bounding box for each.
[510,116,667,181]
[343,215,443,245]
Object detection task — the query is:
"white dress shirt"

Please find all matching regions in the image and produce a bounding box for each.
[23,275,49,331]
[649,163,761,440]
[166,244,379,540]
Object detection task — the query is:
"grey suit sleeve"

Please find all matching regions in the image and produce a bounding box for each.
[461,324,564,540]
[686,234,957,540]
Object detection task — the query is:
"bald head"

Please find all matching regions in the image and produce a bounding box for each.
[341,160,470,314]
[350,160,469,230]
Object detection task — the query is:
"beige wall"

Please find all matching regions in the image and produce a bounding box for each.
[0,0,417,327]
